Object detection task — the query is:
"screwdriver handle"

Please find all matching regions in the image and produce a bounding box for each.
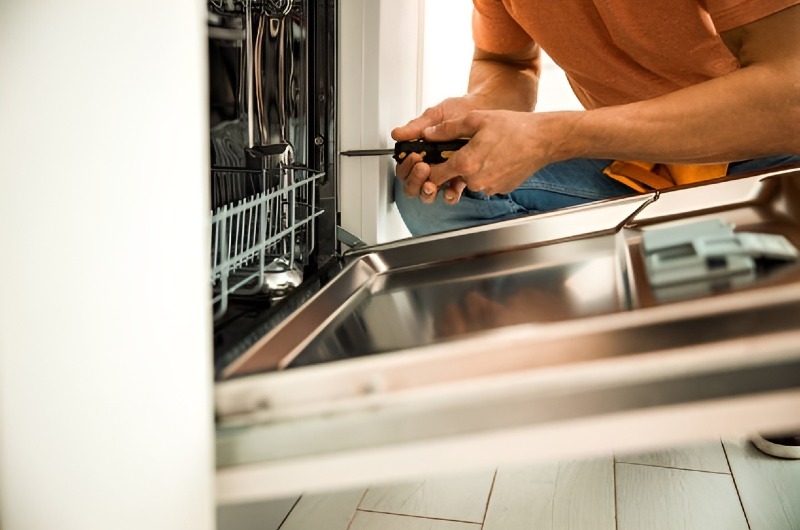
[393,139,468,165]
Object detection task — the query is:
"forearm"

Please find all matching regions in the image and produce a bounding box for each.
[556,6,800,165]
[424,59,798,195]
[561,62,800,164]
[423,6,800,197]
[466,46,540,112]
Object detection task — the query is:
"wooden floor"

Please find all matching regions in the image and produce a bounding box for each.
[218,439,800,530]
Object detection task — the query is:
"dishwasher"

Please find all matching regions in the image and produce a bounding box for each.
[3,0,800,522]
[204,0,800,505]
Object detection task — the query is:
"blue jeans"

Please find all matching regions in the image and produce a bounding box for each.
[395,155,800,236]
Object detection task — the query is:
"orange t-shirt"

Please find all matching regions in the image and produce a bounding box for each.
[472,0,798,110]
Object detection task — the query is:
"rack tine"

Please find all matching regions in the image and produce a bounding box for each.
[210,168,325,318]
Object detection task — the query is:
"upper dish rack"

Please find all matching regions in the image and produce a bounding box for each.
[211,164,324,318]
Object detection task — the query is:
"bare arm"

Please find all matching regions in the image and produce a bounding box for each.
[467,45,541,112]
[392,43,540,139]
[427,6,800,194]
[392,43,539,202]
[568,5,800,163]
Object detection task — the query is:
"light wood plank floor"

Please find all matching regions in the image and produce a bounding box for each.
[723,438,800,530]
[218,439,800,530]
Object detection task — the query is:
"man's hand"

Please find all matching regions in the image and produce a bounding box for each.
[424,109,574,195]
[392,97,481,205]
[393,43,541,204]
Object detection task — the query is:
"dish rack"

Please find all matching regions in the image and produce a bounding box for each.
[210,164,324,318]
[208,0,333,320]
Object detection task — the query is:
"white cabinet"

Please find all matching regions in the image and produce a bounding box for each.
[0,1,214,528]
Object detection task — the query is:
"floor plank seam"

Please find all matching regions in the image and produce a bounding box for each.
[355,488,369,511]
[613,455,620,530]
[614,460,731,475]
[549,461,563,530]
[355,507,481,525]
[721,441,754,530]
[345,490,371,530]
[276,496,303,530]
[479,470,498,529]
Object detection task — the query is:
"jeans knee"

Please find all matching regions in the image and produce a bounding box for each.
[393,179,438,236]
[393,177,527,236]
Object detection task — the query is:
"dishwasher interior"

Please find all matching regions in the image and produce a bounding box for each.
[208,0,342,373]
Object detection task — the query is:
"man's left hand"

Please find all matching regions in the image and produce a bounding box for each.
[424,109,575,196]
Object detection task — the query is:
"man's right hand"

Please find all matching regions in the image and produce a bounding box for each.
[391,96,482,205]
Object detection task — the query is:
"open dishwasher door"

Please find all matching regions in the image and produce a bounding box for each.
[215,167,800,505]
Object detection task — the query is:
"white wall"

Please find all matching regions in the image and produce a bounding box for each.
[0,1,215,528]
[338,0,419,245]
[422,0,582,112]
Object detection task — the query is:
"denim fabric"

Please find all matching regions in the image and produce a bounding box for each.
[727,155,800,175]
[395,155,800,237]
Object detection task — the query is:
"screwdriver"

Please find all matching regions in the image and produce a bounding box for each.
[340,138,468,165]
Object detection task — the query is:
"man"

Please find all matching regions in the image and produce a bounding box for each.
[392,1,800,236]
[392,1,800,458]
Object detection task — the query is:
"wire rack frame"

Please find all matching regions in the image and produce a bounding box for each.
[210,166,324,317]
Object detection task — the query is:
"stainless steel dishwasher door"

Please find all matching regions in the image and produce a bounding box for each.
[215,167,800,504]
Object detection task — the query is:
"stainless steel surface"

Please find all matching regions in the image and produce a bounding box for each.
[255,1,308,161]
[294,234,626,365]
[263,257,304,299]
[214,168,800,502]
[624,167,800,309]
[245,0,255,148]
[216,390,800,503]
[217,284,800,421]
[216,308,800,501]
[242,0,306,154]
[221,193,654,375]
[340,148,395,157]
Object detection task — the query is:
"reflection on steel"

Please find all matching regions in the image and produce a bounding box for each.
[294,237,624,365]
[245,0,254,147]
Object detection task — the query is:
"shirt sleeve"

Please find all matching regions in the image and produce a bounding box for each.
[472,0,534,53]
[703,0,799,32]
